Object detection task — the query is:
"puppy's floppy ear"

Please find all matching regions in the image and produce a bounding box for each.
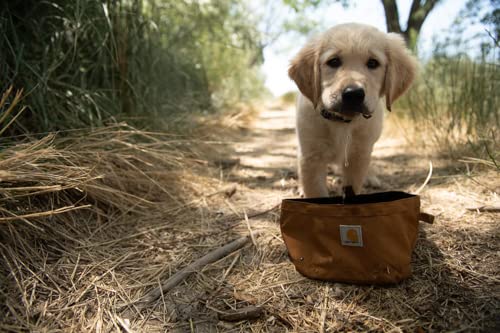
[383,33,418,111]
[288,39,322,108]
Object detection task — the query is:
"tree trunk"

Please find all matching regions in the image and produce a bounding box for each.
[380,0,441,50]
[381,0,403,34]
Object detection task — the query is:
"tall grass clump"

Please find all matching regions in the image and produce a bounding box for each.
[397,44,499,164]
[0,0,266,136]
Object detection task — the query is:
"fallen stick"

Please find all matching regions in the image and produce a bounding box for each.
[319,286,329,333]
[219,203,280,226]
[0,204,92,222]
[205,184,238,198]
[415,161,433,195]
[115,316,134,333]
[466,205,500,212]
[217,305,264,322]
[138,232,260,306]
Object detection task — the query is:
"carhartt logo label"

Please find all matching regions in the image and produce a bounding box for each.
[340,225,363,247]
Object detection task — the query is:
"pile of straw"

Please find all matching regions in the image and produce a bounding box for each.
[0,95,226,330]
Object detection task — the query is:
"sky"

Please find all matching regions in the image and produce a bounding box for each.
[261,0,482,96]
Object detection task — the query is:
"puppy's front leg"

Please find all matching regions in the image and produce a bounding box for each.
[342,146,374,195]
[298,155,329,198]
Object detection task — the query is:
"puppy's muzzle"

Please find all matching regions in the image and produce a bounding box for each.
[341,85,372,119]
[320,85,372,122]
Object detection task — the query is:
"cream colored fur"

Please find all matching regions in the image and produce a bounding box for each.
[288,23,418,197]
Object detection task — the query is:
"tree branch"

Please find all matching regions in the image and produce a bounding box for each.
[407,0,422,26]
[406,0,441,38]
[380,0,402,34]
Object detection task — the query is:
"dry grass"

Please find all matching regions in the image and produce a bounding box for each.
[0,119,227,331]
[385,110,499,169]
[1,101,499,332]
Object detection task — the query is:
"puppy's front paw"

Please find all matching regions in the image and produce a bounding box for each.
[365,175,381,189]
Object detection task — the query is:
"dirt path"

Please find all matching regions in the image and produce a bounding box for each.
[192,102,500,332]
[229,102,429,198]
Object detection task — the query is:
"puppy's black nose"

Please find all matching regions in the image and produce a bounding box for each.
[342,86,365,106]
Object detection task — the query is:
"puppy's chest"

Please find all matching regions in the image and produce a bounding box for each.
[327,125,353,145]
[322,125,371,161]
[309,127,351,162]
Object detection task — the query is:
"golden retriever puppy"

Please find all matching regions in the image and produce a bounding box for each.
[288,23,417,197]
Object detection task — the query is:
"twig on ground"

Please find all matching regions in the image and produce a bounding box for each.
[205,184,238,198]
[221,203,281,226]
[115,316,134,333]
[445,262,500,283]
[137,231,261,306]
[415,161,433,194]
[244,210,257,247]
[466,205,500,213]
[221,252,241,282]
[0,205,92,222]
[217,305,264,322]
[319,286,329,333]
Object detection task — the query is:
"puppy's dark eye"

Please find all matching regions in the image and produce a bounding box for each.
[367,58,380,69]
[326,57,342,68]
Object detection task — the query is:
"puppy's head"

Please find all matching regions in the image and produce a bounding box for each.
[288,23,418,122]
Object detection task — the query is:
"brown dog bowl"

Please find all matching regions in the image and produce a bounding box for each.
[280,191,434,284]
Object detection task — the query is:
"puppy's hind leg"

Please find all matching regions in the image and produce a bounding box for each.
[298,155,329,198]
